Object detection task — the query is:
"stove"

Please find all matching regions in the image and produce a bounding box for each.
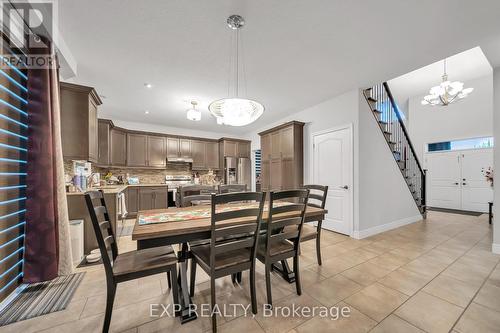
[165,175,193,187]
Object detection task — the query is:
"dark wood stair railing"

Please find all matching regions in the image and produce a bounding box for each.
[363,82,427,218]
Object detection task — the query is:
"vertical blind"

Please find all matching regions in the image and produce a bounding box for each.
[0,33,28,301]
[254,149,261,177]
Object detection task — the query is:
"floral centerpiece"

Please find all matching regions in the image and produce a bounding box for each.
[482,167,493,187]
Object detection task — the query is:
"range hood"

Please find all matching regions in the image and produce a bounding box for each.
[167,157,193,163]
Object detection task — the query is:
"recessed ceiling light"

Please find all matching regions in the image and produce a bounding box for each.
[144,83,153,88]
[144,110,150,114]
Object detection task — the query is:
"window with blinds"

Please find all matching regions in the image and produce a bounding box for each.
[254,149,261,177]
[0,34,28,301]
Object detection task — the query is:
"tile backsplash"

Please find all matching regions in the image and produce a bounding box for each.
[64,160,221,184]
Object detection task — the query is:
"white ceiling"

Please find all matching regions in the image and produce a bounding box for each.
[58,0,500,135]
[388,47,492,106]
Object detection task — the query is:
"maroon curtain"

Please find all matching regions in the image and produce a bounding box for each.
[23,39,59,282]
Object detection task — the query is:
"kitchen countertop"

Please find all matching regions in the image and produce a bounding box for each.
[66,183,170,196]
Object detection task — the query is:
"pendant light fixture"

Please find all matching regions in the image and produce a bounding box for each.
[186,101,201,121]
[209,15,264,126]
[421,59,474,106]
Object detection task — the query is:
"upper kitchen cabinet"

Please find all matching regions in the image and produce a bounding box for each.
[98,119,112,165]
[237,141,251,158]
[127,133,148,167]
[219,138,251,161]
[110,127,127,166]
[147,135,167,167]
[206,141,219,169]
[60,82,103,162]
[259,121,304,191]
[167,137,192,160]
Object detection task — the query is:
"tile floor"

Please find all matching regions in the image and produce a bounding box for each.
[2,211,500,333]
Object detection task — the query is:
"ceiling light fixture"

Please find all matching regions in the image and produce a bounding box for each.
[421,59,474,106]
[144,110,150,114]
[186,101,201,121]
[209,15,264,126]
[144,83,153,88]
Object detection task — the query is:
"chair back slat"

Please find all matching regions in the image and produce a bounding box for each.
[209,192,266,273]
[181,194,212,207]
[177,185,216,207]
[214,237,255,254]
[218,184,247,194]
[84,190,118,284]
[213,208,261,222]
[271,203,305,216]
[262,189,310,258]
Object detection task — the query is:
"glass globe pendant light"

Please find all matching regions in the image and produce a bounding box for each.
[209,15,264,126]
[186,101,201,121]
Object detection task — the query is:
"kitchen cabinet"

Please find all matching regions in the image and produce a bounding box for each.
[167,137,180,158]
[110,128,127,166]
[138,187,168,210]
[147,136,166,167]
[237,141,251,158]
[223,140,237,157]
[192,140,206,169]
[127,133,148,167]
[60,82,102,163]
[206,141,219,169]
[259,121,304,191]
[127,187,139,216]
[98,119,111,165]
[167,137,192,158]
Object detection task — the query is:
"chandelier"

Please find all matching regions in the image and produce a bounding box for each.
[421,59,473,106]
[209,15,264,126]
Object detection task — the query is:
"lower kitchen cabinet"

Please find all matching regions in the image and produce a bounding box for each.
[138,187,169,211]
[127,187,139,215]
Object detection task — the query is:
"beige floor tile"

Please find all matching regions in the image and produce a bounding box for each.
[454,302,500,333]
[402,256,448,277]
[341,262,391,286]
[308,256,360,277]
[306,275,362,306]
[423,274,480,307]
[218,316,265,333]
[370,314,424,333]
[297,267,327,287]
[441,260,490,287]
[254,293,322,333]
[389,246,427,260]
[473,282,500,312]
[344,283,408,321]
[378,268,433,296]
[368,253,410,271]
[395,291,464,333]
[38,314,105,333]
[487,267,500,288]
[294,302,376,333]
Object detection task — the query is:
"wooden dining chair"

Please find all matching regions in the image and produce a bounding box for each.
[257,189,309,306]
[285,185,328,265]
[218,184,247,194]
[84,190,179,333]
[177,185,216,207]
[181,194,212,207]
[189,192,266,333]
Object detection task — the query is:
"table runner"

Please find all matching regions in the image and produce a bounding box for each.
[138,202,292,225]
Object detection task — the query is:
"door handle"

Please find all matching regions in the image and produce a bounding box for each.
[339,185,349,190]
[454,182,459,185]
[462,183,467,186]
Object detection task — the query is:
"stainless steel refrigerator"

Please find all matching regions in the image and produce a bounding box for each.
[224,157,251,188]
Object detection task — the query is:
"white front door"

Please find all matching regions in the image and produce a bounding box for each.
[427,152,461,210]
[312,126,352,235]
[461,149,493,212]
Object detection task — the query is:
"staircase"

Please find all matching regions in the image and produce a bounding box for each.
[363,82,427,218]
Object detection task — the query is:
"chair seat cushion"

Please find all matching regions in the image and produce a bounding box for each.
[113,245,177,277]
[283,224,317,242]
[257,238,294,257]
[191,244,252,270]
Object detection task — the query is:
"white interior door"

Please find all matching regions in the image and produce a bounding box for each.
[312,126,352,235]
[426,152,461,210]
[460,149,493,212]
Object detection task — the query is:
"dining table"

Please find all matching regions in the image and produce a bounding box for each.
[132,201,328,324]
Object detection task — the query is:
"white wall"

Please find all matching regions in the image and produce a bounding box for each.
[408,75,494,162]
[245,89,421,237]
[493,68,500,254]
[110,119,229,140]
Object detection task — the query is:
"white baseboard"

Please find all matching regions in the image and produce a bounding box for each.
[492,243,500,255]
[352,215,422,239]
